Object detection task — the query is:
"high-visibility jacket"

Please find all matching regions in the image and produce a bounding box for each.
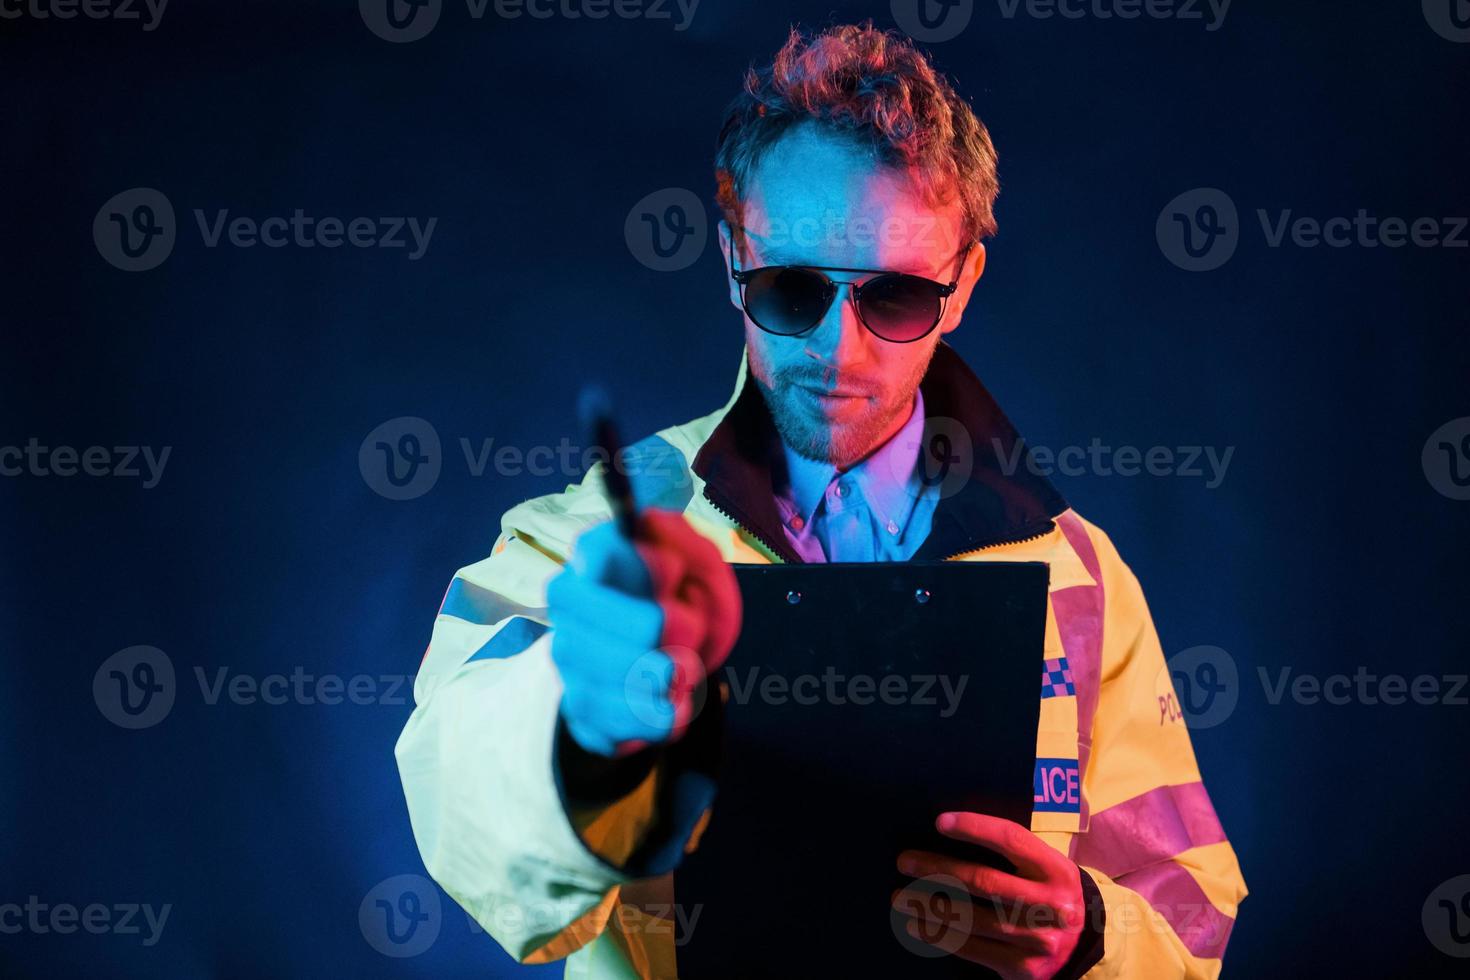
[395,341,1248,978]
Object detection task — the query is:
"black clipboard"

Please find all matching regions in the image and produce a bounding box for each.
[672,560,1050,977]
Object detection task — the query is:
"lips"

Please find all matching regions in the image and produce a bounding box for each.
[796,383,871,399]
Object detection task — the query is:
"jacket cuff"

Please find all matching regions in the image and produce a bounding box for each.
[1053,864,1107,980]
[552,682,723,879]
[555,719,661,808]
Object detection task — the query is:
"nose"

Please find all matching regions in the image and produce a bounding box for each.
[802,279,868,372]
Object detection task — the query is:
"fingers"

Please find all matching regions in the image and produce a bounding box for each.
[890,884,1052,952]
[934,812,1070,881]
[559,650,680,744]
[546,569,663,651]
[896,850,1055,910]
[552,511,739,756]
[899,918,1029,976]
[569,521,654,595]
[636,510,742,668]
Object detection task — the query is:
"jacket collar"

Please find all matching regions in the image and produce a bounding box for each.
[690,342,1068,563]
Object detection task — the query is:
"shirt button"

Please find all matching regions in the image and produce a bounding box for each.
[886,520,899,535]
[790,516,805,531]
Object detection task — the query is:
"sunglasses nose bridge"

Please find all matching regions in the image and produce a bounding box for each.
[805,275,868,356]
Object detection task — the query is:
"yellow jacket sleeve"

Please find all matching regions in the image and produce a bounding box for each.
[1072,521,1248,978]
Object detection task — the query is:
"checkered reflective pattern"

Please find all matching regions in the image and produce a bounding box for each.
[1041,656,1076,698]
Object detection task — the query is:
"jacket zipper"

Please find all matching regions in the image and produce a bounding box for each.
[938,525,1053,562]
[704,495,791,564]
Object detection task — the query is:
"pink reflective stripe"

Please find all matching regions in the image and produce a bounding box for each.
[1053,511,1104,833]
[1073,782,1227,879]
[1110,860,1236,961]
[1056,509,1102,580]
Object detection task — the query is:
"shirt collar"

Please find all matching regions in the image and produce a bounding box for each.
[690,341,1068,564]
[777,387,928,529]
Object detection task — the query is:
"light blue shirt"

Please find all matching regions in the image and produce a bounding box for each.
[773,389,939,563]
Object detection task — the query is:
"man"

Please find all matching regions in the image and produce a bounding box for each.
[395,23,1246,979]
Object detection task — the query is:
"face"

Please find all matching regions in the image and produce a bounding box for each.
[719,123,986,469]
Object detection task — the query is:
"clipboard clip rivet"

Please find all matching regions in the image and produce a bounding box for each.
[785,590,802,605]
[914,588,931,604]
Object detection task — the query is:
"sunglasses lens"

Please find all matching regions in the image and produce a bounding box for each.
[858,275,944,342]
[743,267,831,335]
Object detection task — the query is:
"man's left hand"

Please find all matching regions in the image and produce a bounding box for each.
[893,812,1085,978]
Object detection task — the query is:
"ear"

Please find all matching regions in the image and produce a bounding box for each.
[717,220,744,314]
[939,241,987,335]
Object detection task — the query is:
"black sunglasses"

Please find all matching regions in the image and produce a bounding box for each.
[730,242,974,344]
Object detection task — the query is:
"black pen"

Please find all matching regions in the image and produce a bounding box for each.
[579,384,639,539]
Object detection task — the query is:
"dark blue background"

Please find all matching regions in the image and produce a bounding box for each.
[3,0,1467,976]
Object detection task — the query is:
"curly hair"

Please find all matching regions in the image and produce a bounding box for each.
[714,22,1000,246]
